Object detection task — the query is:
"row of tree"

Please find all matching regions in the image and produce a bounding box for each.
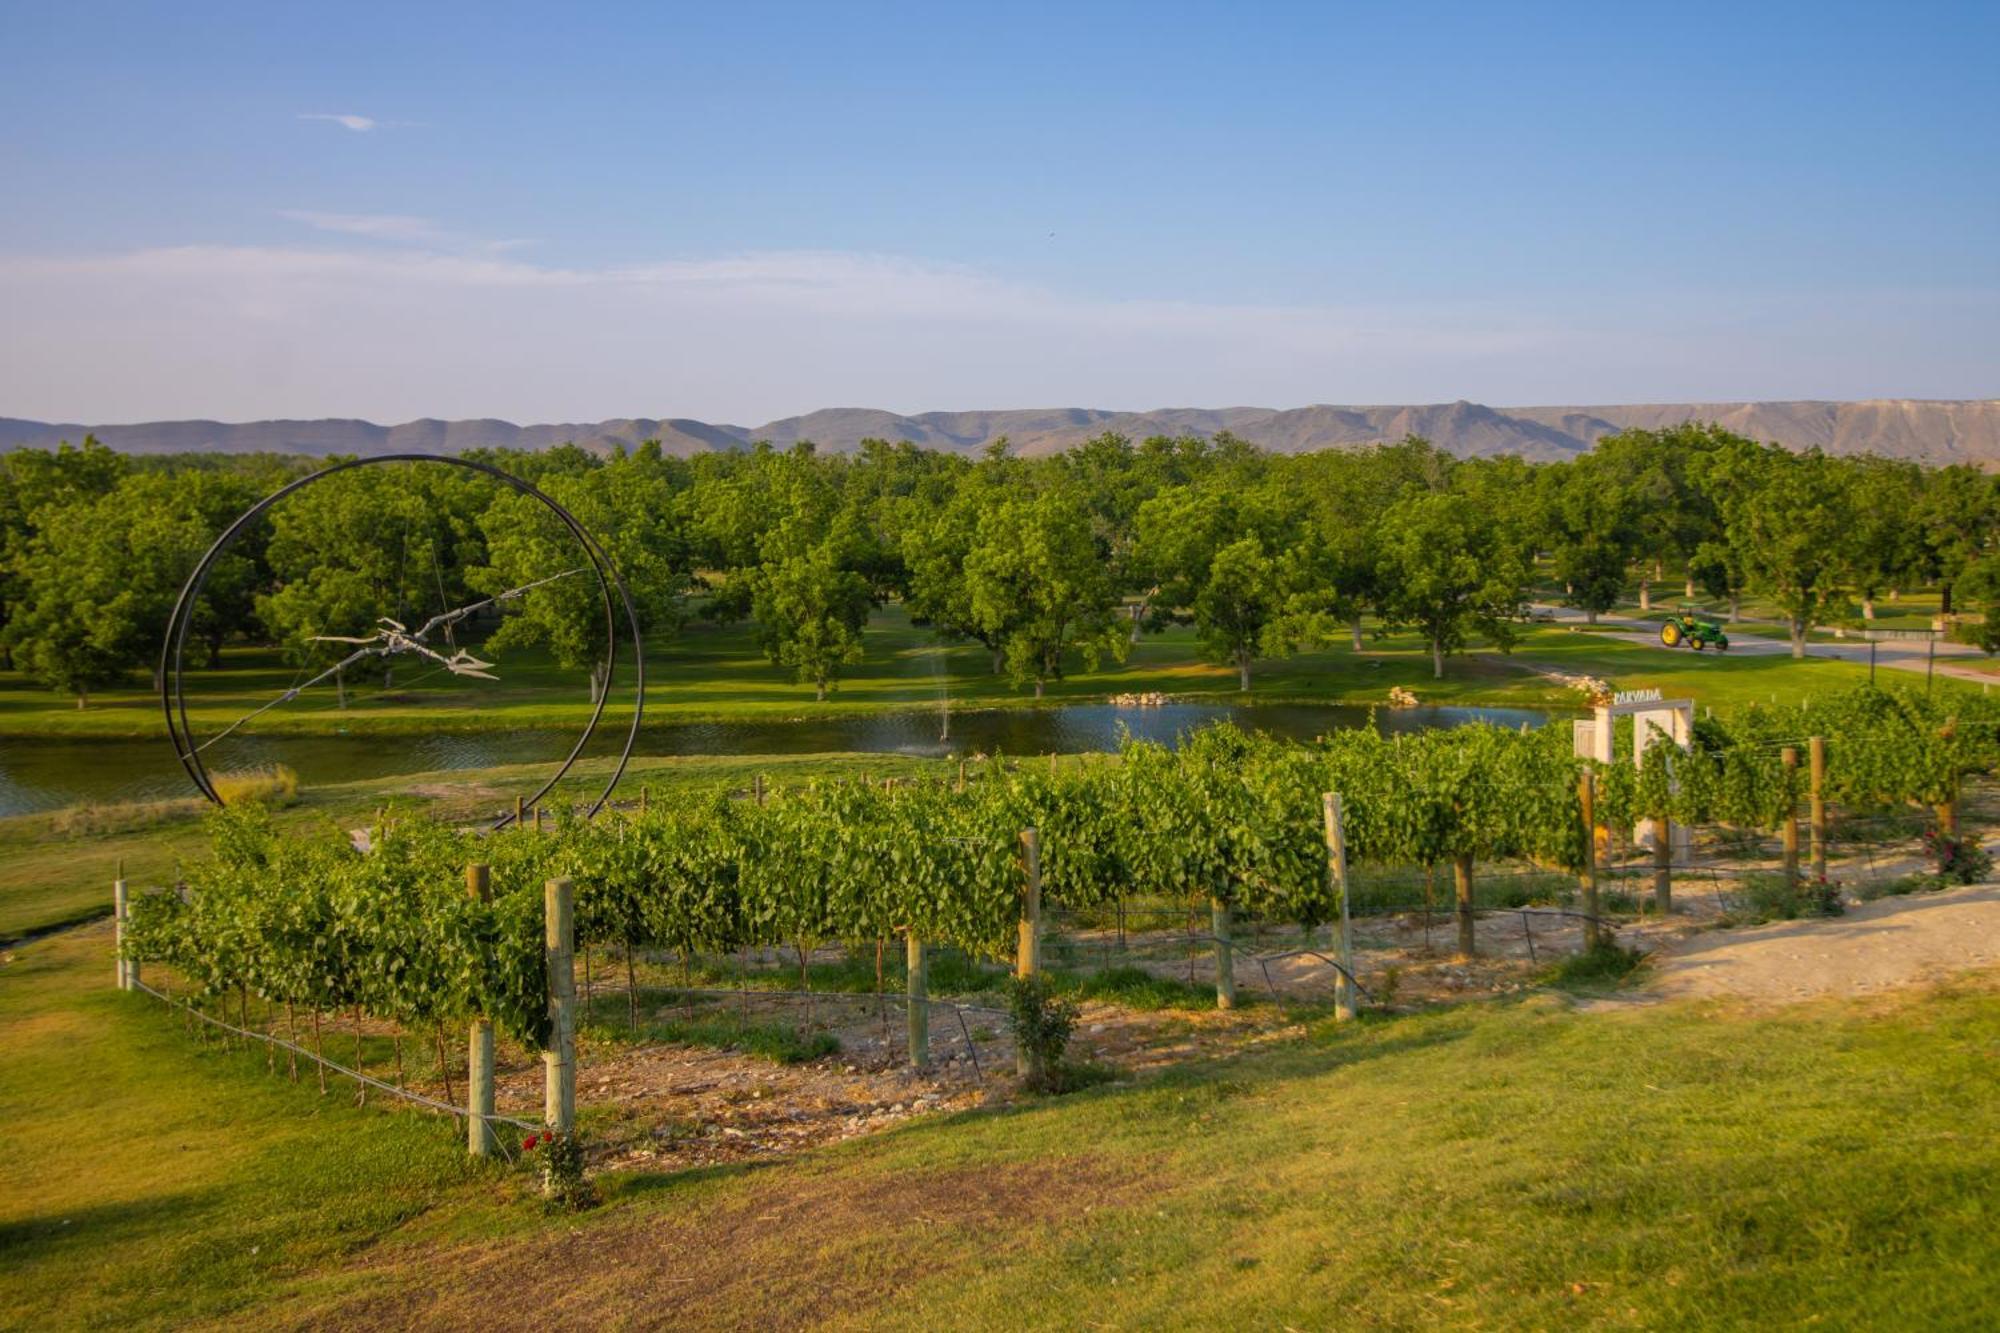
[4,424,1998,705]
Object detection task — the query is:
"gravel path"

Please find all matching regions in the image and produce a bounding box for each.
[1641,881,2000,1005]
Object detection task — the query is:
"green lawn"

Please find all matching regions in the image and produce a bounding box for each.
[5,923,1996,1328]
[0,602,1936,740]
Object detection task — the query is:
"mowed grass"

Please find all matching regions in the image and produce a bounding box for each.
[0,927,508,1330]
[0,600,1937,741]
[4,924,1998,1328]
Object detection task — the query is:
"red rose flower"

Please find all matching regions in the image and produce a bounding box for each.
[523,1136,538,1152]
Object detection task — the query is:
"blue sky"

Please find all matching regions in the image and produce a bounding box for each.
[1,1,1994,423]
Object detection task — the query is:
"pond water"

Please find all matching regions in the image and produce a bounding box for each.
[0,701,1546,816]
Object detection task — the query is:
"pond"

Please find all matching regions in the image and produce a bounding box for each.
[0,700,1547,816]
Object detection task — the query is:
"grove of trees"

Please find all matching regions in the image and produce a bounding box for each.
[4,423,2000,706]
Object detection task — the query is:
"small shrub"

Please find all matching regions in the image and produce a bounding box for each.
[1802,875,1845,918]
[212,764,299,808]
[1377,964,1403,1007]
[1599,889,1639,915]
[1006,973,1081,1092]
[1922,830,1993,886]
[1855,874,1928,902]
[1057,965,1214,1011]
[1720,872,1844,924]
[1041,1060,1118,1094]
[534,1129,596,1211]
[1541,941,1647,991]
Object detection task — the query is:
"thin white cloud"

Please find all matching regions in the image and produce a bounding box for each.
[299,112,380,132]
[278,211,530,254]
[0,242,1991,423]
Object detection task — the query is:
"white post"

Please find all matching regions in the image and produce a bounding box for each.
[466,864,496,1157]
[113,878,132,991]
[1323,794,1357,1021]
[545,876,576,1134]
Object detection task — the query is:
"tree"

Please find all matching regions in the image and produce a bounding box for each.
[1717,447,1853,657]
[1917,464,2000,616]
[474,456,692,703]
[1374,493,1529,678]
[0,437,129,669]
[1839,456,1927,620]
[963,493,1126,698]
[3,473,209,705]
[1592,426,1728,608]
[1542,457,1639,623]
[1194,537,1282,690]
[749,545,870,701]
[1952,554,2000,654]
[257,462,489,702]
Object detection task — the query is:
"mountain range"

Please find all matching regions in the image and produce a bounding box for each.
[5,399,1998,466]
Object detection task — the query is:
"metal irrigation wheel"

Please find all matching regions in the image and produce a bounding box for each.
[158,453,644,827]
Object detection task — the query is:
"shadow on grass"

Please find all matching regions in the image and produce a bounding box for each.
[0,1192,218,1268]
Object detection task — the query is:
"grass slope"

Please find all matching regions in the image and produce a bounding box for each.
[4,925,1996,1329]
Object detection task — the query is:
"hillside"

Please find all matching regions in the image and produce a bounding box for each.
[5,399,1998,465]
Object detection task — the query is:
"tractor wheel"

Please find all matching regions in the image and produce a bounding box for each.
[1691,637,1706,652]
[1660,622,1682,647]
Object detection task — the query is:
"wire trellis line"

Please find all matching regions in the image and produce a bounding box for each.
[128,978,542,1144]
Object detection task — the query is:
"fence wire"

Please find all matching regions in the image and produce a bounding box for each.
[128,977,542,1152]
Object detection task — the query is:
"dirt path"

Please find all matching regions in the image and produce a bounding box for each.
[1637,881,2000,1005]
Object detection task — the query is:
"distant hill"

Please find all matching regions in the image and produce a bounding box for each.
[5,399,1998,466]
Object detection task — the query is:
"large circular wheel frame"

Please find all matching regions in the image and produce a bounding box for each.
[160,453,644,828]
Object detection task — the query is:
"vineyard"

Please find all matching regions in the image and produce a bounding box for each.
[111,683,2000,1176]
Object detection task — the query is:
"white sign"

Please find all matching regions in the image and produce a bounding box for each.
[1613,688,1663,705]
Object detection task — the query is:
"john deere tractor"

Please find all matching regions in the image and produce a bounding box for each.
[1659,609,1729,652]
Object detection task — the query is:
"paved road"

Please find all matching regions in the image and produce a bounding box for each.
[1531,606,1996,686]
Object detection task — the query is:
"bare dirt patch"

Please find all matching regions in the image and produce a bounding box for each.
[485,985,1300,1175]
[291,1154,1140,1332]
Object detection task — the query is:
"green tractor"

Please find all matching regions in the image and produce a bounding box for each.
[1659,608,1729,652]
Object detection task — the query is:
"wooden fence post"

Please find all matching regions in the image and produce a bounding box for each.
[113,876,132,991]
[466,864,496,1157]
[1017,828,1042,979]
[1782,747,1801,899]
[1808,735,1827,882]
[1323,793,1356,1021]
[905,934,929,1069]
[1453,854,1475,959]
[545,876,576,1135]
[1578,771,1602,951]
[1211,897,1236,1010]
[514,796,524,828]
[1653,816,1672,916]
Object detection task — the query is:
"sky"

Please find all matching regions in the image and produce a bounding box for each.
[1,0,1995,425]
